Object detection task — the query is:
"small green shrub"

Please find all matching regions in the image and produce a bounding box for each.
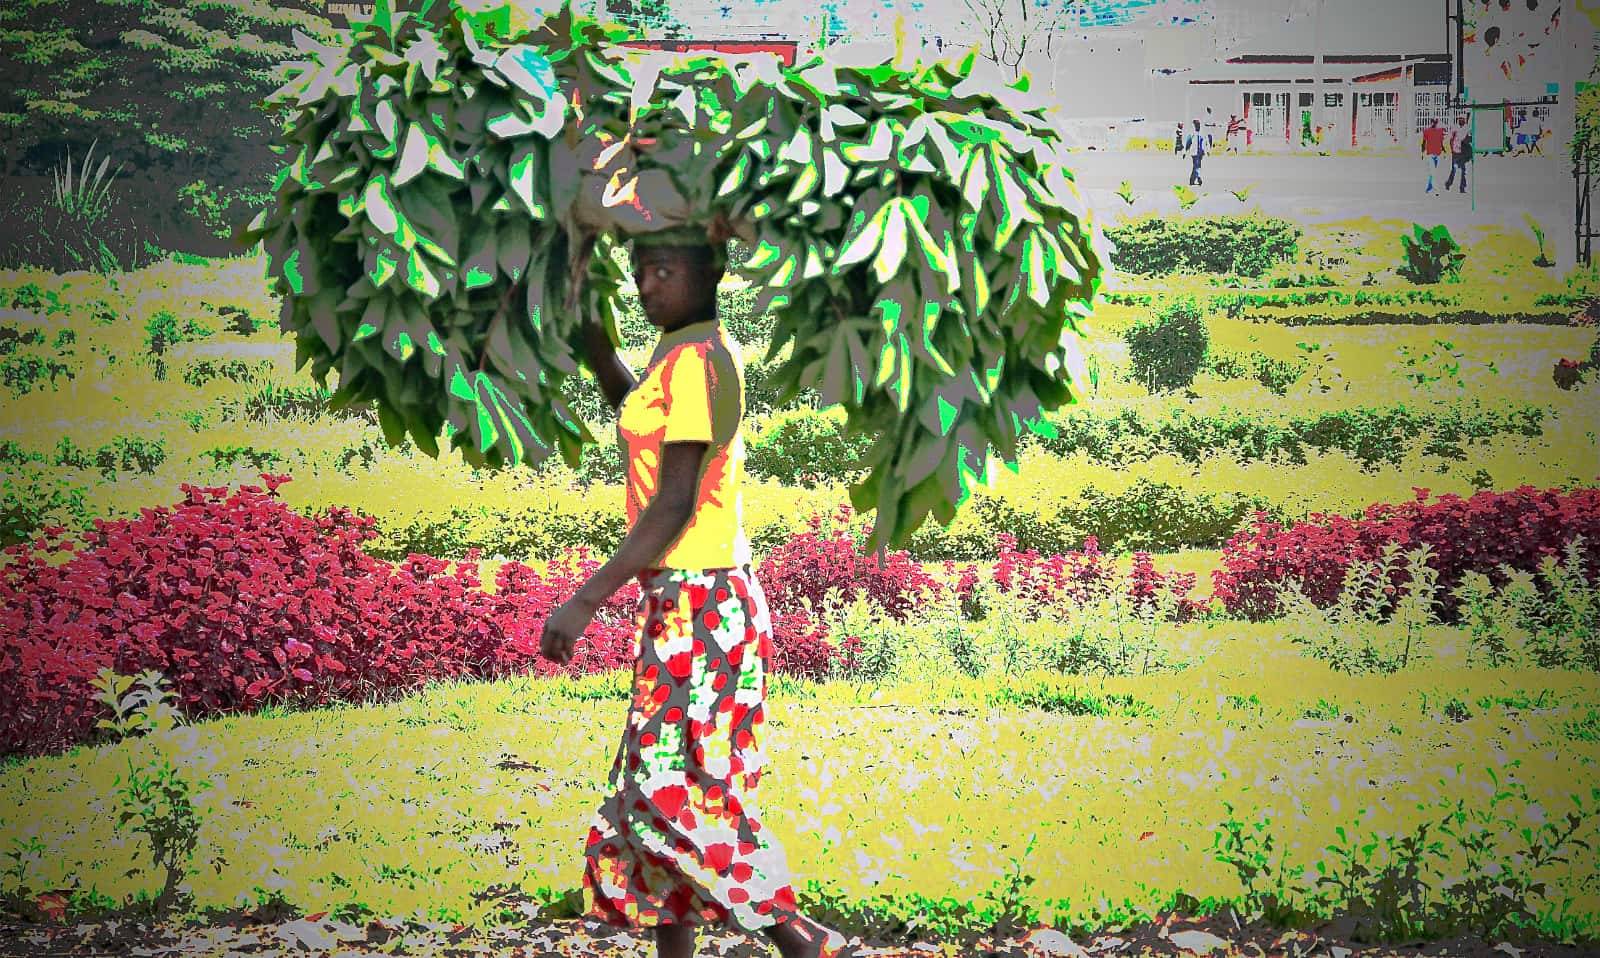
[1,468,92,548]
[49,435,166,480]
[1123,296,1209,393]
[1206,351,1305,395]
[0,161,162,274]
[181,358,259,388]
[1455,538,1600,671]
[88,669,214,920]
[1398,224,1466,284]
[1279,543,1447,674]
[144,310,214,357]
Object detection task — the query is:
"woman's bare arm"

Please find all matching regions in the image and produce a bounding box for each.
[573,440,708,606]
[581,312,637,412]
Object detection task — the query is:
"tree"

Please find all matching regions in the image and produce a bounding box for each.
[959,0,1079,82]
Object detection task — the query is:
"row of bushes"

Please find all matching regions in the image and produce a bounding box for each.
[1023,398,1553,467]
[10,475,1594,757]
[1105,214,1302,278]
[0,479,1205,758]
[1213,485,1600,621]
[9,420,1580,564]
[1104,287,1460,310]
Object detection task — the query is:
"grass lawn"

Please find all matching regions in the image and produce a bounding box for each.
[4,625,1598,941]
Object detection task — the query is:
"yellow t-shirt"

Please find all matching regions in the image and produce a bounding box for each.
[617,318,752,570]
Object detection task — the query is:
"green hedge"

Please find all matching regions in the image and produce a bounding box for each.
[1106,214,1301,278]
[1022,399,1551,467]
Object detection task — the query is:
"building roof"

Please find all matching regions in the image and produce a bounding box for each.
[1186,57,1434,84]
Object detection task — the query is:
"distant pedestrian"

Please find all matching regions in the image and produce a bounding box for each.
[1420,118,1446,193]
[1444,114,1472,194]
[1184,118,1205,186]
[1530,114,1546,156]
[1225,113,1244,153]
[1174,122,1184,155]
[1204,107,1219,150]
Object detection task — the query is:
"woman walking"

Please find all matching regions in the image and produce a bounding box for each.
[539,226,859,958]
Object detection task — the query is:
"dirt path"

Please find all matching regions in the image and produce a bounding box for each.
[0,908,1593,958]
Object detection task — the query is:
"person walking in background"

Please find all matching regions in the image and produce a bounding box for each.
[1185,118,1205,186]
[1174,122,1184,155]
[1421,117,1446,193]
[1203,107,1219,151]
[1225,113,1244,153]
[545,226,863,958]
[1444,114,1472,194]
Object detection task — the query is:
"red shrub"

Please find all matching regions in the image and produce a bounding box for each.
[766,607,835,681]
[755,504,944,623]
[751,504,948,681]
[0,477,639,757]
[1211,485,1600,621]
[988,533,1204,621]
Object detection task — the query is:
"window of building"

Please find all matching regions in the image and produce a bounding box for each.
[1299,92,1313,108]
[1325,92,1344,108]
[1414,90,1449,134]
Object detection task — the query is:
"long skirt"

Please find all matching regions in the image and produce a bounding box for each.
[582,563,801,931]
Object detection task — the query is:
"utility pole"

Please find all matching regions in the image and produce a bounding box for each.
[1313,0,1324,152]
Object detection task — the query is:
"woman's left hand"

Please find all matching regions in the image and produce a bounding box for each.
[539,597,598,666]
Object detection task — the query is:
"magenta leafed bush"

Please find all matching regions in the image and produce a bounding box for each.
[756,504,944,621]
[755,504,947,680]
[987,533,1205,621]
[0,477,640,758]
[1211,485,1600,620]
[1,481,960,756]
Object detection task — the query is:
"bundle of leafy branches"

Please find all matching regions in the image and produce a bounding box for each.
[242,0,1107,555]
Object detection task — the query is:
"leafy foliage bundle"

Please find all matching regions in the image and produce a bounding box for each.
[243,0,1107,554]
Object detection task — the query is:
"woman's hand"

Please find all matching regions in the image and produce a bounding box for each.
[539,596,599,666]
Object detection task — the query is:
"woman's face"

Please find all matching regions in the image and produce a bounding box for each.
[633,246,716,331]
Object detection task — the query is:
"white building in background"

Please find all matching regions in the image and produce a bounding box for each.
[535,0,1592,154]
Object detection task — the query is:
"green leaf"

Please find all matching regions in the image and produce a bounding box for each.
[497,217,531,281]
[402,247,440,298]
[400,178,460,267]
[394,122,430,186]
[841,118,894,163]
[717,152,753,198]
[377,399,407,446]
[834,203,890,273]
[509,141,545,216]
[872,201,909,284]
